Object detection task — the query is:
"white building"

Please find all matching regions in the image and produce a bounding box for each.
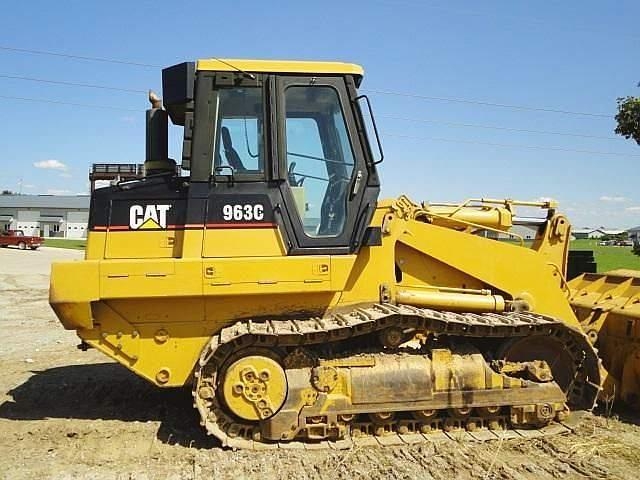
[572,227,625,240]
[628,226,640,245]
[0,195,90,239]
[511,225,538,240]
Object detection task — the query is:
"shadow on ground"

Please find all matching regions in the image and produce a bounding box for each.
[607,407,640,427]
[0,363,218,449]
[6,363,640,452]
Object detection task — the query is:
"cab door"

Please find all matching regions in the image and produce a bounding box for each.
[276,76,375,253]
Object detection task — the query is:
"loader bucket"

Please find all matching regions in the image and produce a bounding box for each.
[569,270,640,408]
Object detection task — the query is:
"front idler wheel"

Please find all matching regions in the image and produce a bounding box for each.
[220,354,288,421]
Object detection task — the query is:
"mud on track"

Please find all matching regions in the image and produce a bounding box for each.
[1,247,640,480]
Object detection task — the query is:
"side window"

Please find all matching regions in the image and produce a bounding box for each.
[285,86,355,237]
[214,87,264,174]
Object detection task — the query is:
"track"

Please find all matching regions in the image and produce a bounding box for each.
[194,304,601,450]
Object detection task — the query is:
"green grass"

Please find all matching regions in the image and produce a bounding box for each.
[44,238,86,250]
[570,239,640,273]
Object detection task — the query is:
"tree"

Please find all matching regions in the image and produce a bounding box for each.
[615,96,640,145]
[1,190,15,195]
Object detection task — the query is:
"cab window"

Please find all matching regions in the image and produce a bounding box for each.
[213,87,264,175]
[284,86,355,237]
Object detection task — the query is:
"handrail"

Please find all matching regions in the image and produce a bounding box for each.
[427,197,556,215]
[417,209,525,246]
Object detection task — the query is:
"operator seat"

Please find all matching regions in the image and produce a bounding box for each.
[221,127,246,172]
[317,176,349,236]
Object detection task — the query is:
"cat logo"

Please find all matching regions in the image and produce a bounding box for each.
[129,204,172,230]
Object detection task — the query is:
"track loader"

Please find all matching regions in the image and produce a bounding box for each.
[50,59,608,448]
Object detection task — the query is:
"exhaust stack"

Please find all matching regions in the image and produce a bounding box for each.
[144,90,175,176]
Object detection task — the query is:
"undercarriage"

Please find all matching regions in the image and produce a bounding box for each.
[194,304,601,449]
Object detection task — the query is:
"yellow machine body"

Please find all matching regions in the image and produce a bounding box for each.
[51,196,578,387]
[50,59,605,447]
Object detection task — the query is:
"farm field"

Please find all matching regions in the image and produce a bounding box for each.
[570,239,640,273]
[1,247,640,479]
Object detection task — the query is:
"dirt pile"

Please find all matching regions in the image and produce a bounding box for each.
[1,248,639,479]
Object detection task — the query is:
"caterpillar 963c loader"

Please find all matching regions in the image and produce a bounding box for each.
[50,59,605,449]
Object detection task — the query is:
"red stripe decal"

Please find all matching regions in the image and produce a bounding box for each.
[91,223,276,231]
[205,223,277,229]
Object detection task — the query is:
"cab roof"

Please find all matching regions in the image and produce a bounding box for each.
[196,58,364,84]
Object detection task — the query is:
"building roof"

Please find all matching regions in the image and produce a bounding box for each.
[573,227,626,235]
[573,228,596,234]
[196,58,364,78]
[0,194,89,209]
[628,226,640,233]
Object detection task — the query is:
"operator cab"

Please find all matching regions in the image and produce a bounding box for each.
[165,60,382,253]
[92,59,381,257]
[209,80,357,236]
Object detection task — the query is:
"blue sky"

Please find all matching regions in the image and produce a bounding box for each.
[0,0,638,228]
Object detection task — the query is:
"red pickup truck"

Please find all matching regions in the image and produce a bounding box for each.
[0,230,44,250]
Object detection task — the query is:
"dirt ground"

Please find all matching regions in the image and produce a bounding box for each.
[1,247,640,480]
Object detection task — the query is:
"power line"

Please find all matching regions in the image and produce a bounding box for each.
[0,74,147,93]
[1,94,634,158]
[0,95,139,111]
[1,44,614,119]
[0,71,620,141]
[384,132,640,158]
[0,45,161,68]
[378,114,620,141]
[5,72,614,140]
[364,89,611,118]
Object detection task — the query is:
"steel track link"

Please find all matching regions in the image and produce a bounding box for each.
[193,304,601,450]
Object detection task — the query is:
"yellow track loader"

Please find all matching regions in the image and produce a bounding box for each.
[49,58,633,449]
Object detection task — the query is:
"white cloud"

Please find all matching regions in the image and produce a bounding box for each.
[535,196,557,203]
[600,196,628,202]
[59,173,73,178]
[34,159,67,171]
[22,184,36,189]
[626,206,640,212]
[46,189,71,195]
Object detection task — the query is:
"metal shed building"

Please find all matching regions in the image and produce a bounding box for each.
[628,226,640,245]
[0,195,90,239]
